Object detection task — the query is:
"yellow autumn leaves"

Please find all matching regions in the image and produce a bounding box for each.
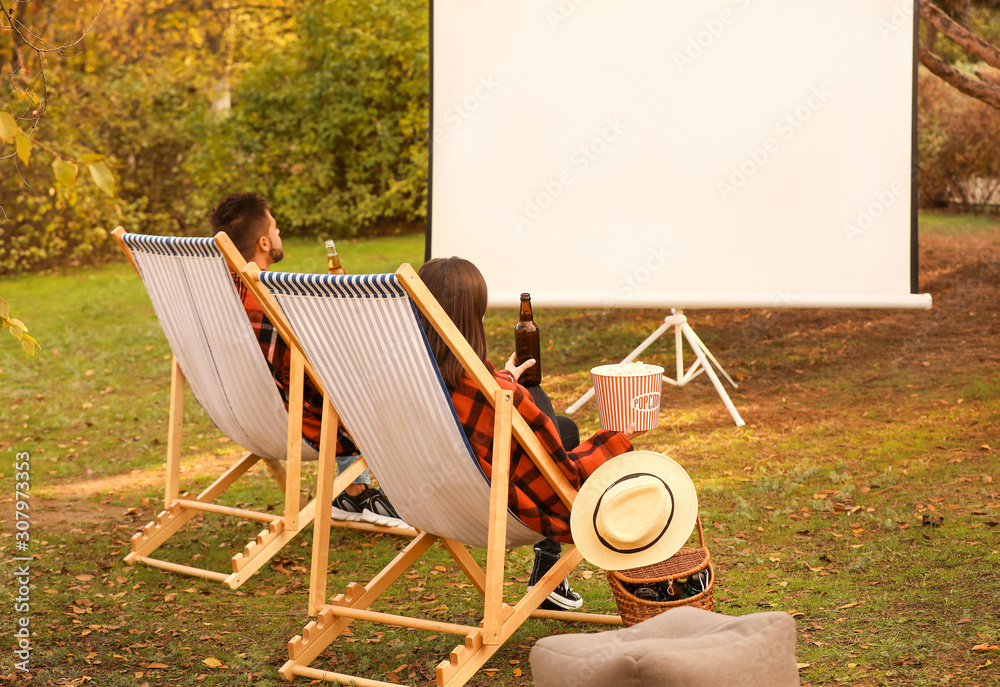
[0,111,115,197]
[0,296,40,356]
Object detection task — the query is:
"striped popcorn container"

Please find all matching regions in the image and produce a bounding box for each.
[590,363,665,432]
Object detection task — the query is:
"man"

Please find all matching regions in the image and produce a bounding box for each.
[208,191,407,529]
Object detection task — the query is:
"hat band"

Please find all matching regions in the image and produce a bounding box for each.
[592,472,674,554]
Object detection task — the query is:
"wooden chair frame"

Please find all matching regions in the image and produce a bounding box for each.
[112,228,410,590]
[245,262,621,686]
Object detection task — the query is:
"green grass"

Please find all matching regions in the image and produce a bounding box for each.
[918,210,1000,236]
[1,220,998,686]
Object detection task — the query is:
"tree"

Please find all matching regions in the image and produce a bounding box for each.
[1,0,115,208]
[920,1,1000,109]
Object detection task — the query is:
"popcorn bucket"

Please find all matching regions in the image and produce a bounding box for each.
[590,363,665,432]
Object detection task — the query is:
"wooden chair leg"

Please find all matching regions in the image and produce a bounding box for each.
[264,458,287,490]
[282,532,438,680]
[126,451,262,562]
[483,389,514,645]
[284,346,305,530]
[165,357,185,506]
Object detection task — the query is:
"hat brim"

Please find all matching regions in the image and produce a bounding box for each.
[570,451,698,571]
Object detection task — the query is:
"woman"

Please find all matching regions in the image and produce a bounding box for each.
[417,257,644,610]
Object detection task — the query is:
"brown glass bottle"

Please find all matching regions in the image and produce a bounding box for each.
[514,292,541,387]
[325,239,346,275]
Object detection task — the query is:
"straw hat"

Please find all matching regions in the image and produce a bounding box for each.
[570,451,698,571]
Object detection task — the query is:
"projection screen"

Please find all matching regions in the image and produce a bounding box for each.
[428,0,931,310]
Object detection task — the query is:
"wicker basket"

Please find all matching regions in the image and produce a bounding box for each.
[607,517,714,627]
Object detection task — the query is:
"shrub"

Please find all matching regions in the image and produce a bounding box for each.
[188,0,430,236]
[918,66,1000,209]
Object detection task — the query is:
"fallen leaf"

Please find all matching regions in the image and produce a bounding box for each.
[973,644,998,652]
[202,657,225,668]
[837,602,861,610]
[146,662,169,669]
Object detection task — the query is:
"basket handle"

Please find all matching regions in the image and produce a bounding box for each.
[694,514,706,548]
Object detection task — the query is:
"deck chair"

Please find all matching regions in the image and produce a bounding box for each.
[112,228,410,590]
[241,262,622,686]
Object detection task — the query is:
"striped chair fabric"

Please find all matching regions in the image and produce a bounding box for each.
[259,270,542,549]
[122,233,319,462]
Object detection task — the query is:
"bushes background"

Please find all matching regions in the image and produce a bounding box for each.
[0,0,428,275]
[917,67,1000,209]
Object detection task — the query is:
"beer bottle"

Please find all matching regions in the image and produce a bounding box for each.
[514,292,541,387]
[325,239,346,275]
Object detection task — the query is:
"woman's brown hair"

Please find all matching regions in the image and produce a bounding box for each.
[417,257,489,389]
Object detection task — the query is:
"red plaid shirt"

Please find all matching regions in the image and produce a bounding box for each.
[450,363,633,543]
[231,270,354,453]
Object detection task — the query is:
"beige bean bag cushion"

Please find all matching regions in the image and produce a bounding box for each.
[530,607,800,687]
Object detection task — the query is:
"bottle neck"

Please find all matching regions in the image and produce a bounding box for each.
[519,296,533,321]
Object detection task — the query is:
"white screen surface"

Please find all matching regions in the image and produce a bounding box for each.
[429,1,931,310]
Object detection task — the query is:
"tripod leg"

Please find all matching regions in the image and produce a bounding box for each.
[565,318,676,414]
[685,326,739,389]
[565,387,596,414]
[680,323,745,427]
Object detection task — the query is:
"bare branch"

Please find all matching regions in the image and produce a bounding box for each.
[0,0,106,56]
[919,44,1000,109]
[921,1,1000,70]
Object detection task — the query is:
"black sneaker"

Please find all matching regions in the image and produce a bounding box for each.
[330,487,378,522]
[527,541,584,611]
[536,578,583,611]
[360,489,413,530]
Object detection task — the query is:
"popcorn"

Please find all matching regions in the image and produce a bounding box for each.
[593,361,657,376]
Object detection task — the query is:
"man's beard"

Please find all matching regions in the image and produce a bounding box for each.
[269,247,284,264]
